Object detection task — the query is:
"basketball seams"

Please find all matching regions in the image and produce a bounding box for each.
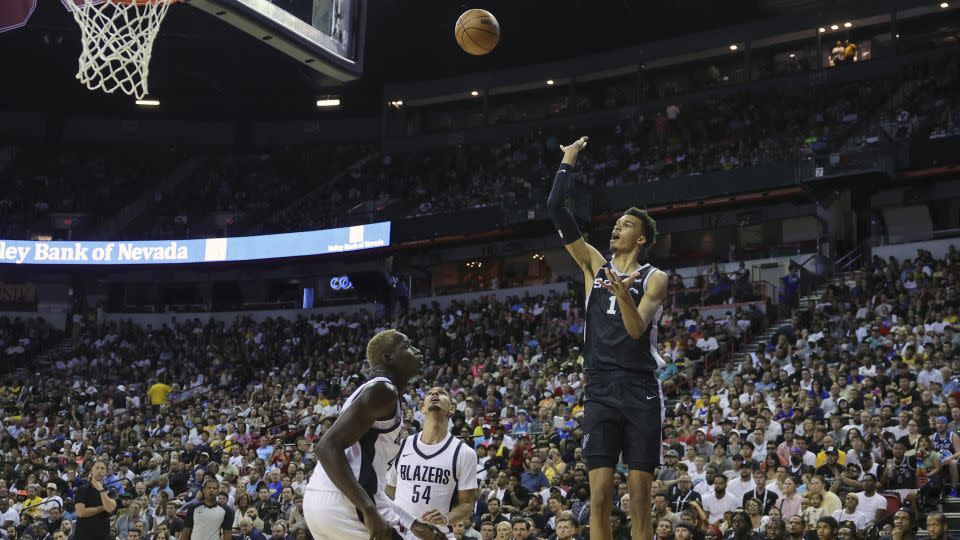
[467,27,499,48]
[467,26,499,36]
[463,28,491,53]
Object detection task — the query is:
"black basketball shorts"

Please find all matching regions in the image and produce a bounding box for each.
[581,371,663,473]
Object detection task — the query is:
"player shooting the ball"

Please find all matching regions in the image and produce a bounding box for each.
[547,136,668,540]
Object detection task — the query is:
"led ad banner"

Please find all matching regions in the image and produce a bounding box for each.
[0,222,391,265]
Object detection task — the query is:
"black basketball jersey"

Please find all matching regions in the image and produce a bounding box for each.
[583,261,665,374]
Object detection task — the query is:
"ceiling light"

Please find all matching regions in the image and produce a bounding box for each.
[389,100,403,107]
[819,27,826,33]
[830,24,839,30]
[843,22,852,28]
[135,99,160,107]
[546,79,555,85]
[470,90,479,96]
[729,44,739,51]
[316,98,341,107]
[789,53,796,58]
[941,2,949,8]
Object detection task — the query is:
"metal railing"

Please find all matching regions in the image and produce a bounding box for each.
[834,246,863,273]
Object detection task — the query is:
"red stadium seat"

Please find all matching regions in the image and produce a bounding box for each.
[880,492,902,516]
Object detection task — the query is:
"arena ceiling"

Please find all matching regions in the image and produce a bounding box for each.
[0,1,768,116]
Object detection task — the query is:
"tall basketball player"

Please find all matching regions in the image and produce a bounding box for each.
[385,387,479,539]
[546,136,667,540]
[305,329,446,540]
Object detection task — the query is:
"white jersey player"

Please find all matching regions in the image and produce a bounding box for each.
[386,387,479,539]
[305,330,445,540]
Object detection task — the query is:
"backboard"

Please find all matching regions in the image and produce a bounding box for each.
[185,0,366,83]
[0,0,36,33]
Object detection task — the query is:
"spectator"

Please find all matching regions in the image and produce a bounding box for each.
[236,517,266,540]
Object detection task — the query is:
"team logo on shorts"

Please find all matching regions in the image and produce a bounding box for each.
[582,433,590,451]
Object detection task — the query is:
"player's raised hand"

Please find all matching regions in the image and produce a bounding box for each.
[602,268,640,299]
[411,519,447,540]
[560,136,589,154]
[560,136,588,167]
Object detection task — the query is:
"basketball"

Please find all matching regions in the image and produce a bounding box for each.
[455,9,500,56]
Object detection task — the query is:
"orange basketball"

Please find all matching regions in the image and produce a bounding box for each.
[455,9,500,56]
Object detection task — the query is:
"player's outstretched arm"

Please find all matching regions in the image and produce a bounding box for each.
[314,381,399,540]
[548,136,605,276]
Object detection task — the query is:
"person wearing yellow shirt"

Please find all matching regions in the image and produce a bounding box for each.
[571,399,584,419]
[843,41,858,63]
[901,344,919,369]
[814,443,846,468]
[543,448,567,483]
[147,382,173,407]
[21,486,43,518]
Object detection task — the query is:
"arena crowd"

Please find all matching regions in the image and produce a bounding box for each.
[0,245,956,539]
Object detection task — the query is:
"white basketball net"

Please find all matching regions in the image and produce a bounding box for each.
[65,0,174,99]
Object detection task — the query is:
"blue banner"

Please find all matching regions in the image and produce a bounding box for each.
[0,222,391,265]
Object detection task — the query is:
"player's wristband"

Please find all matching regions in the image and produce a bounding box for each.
[398,510,416,533]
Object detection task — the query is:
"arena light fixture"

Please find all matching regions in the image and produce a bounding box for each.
[830,24,839,30]
[389,100,404,108]
[942,2,950,8]
[819,27,826,33]
[135,99,160,107]
[844,22,853,28]
[470,90,480,96]
[729,44,739,51]
[316,98,341,107]
[546,79,555,85]
[789,53,796,58]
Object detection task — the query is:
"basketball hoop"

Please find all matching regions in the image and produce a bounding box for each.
[63,0,177,99]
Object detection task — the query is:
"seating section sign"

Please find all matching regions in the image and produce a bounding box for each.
[0,222,390,265]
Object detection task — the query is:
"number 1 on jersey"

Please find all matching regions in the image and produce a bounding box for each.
[606,295,617,315]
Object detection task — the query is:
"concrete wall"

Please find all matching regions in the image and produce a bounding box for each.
[0,311,67,330]
[102,303,383,326]
[672,253,818,281]
[697,301,766,320]
[872,238,960,261]
[410,282,569,311]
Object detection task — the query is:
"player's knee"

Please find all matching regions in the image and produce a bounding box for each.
[628,496,647,517]
[590,490,614,512]
[589,479,615,511]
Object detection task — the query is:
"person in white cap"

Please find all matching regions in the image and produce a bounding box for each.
[39,483,63,519]
[113,385,129,415]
